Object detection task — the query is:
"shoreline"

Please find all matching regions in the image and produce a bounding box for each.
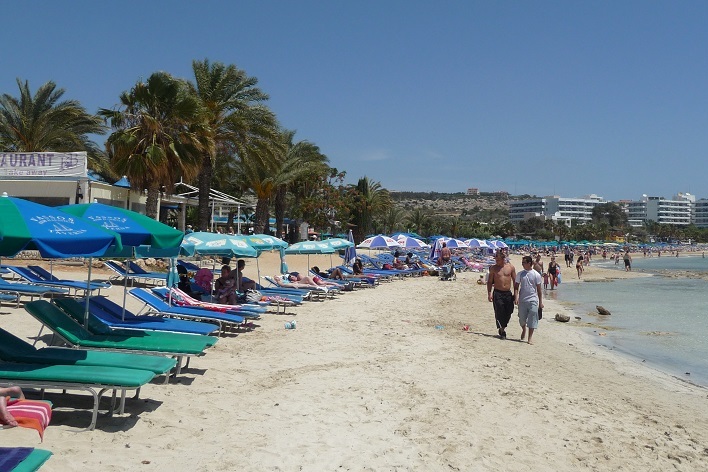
[2,253,708,469]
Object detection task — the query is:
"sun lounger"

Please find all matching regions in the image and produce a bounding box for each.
[24,300,215,377]
[152,287,266,317]
[52,298,219,346]
[0,361,155,431]
[0,278,68,307]
[103,260,167,286]
[6,265,109,296]
[0,327,177,377]
[129,288,249,335]
[0,448,52,472]
[263,275,333,300]
[56,295,220,336]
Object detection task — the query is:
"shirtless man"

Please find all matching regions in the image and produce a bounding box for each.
[487,250,517,339]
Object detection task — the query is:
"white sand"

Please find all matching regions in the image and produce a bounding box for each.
[2,253,708,471]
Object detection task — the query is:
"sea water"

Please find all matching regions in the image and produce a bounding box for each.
[552,255,708,388]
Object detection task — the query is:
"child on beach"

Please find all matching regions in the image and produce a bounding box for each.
[542,272,549,290]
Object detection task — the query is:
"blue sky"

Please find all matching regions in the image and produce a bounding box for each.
[2,1,708,201]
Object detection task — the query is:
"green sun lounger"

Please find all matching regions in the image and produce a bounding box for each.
[0,327,177,379]
[24,300,216,376]
[0,361,155,431]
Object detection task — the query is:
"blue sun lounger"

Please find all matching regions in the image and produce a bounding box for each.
[0,278,68,307]
[6,265,110,296]
[129,288,248,335]
[104,260,167,286]
[58,296,220,336]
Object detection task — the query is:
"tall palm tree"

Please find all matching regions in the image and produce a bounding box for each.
[98,72,206,218]
[187,59,279,231]
[406,208,429,236]
[351,177,391,242]
[0,78,107,170]
[272,130,329,236]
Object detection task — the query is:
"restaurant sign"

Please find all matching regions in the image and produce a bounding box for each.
[0,152,87,178]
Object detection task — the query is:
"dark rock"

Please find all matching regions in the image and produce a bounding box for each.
[555,313,570,322]
[596,305,611,316]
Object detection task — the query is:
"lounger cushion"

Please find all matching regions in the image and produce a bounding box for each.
[0,362,155,387]
[0,328,177,375]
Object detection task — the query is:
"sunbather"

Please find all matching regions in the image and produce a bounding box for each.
[309,267,348,288]
[0,386,24,427]
[311,266,345,280]
[274,274,321,290]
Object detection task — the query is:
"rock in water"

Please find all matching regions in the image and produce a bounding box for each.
[555,313,570,322]
[596,306,611,316]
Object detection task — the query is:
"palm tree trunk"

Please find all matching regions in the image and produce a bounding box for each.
[145,183,161,219]
[274,186,287,239]
[197,155,212,231]
[254,197,270,234]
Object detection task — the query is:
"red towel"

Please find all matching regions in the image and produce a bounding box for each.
[6,398,52,441]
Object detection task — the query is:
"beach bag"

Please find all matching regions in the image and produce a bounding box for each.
[245,289,263,303]
[194,268,213,293]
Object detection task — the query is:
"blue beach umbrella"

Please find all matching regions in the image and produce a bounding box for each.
[0,194,122,258]
[284,240,336,274]
[357,235,401,249]
[183,232,258,258]
[396,236,430,249]
[60,201,184,251]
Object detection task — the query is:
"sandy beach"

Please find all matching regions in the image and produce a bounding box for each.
[2,252,708,471]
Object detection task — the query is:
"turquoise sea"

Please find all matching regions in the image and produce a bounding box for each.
[551,254,708,388]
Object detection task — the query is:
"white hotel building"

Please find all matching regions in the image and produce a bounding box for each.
[626,194,693,226]
[509,194,605,226]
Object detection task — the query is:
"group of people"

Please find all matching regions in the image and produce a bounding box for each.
[213,259,257,304]
[486,250,543,345]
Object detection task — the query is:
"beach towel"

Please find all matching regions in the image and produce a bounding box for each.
[0,447,33,470]
[5,398,53,441]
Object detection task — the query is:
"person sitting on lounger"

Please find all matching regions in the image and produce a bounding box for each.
[214,265,237,305]
[0,386,24,427]
[235,259,257,291]
[352,259,365,275]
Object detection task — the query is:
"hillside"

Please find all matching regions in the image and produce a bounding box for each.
[391,191,525,219]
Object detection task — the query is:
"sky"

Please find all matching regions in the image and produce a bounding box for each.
[3,1,708,202]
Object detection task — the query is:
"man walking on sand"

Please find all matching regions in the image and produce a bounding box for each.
[487,250,517,339]
[515,256,543,345]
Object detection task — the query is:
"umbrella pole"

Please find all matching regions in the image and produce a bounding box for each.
[83,258,93,329]
[122,260,129,321]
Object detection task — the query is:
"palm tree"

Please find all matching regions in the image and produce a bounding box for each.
[0,78,107,170]
[187,59,278,231]
[351,177,391,242]
[99,72,206,218]
[272,130,329,236]
[406,208,429,235]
